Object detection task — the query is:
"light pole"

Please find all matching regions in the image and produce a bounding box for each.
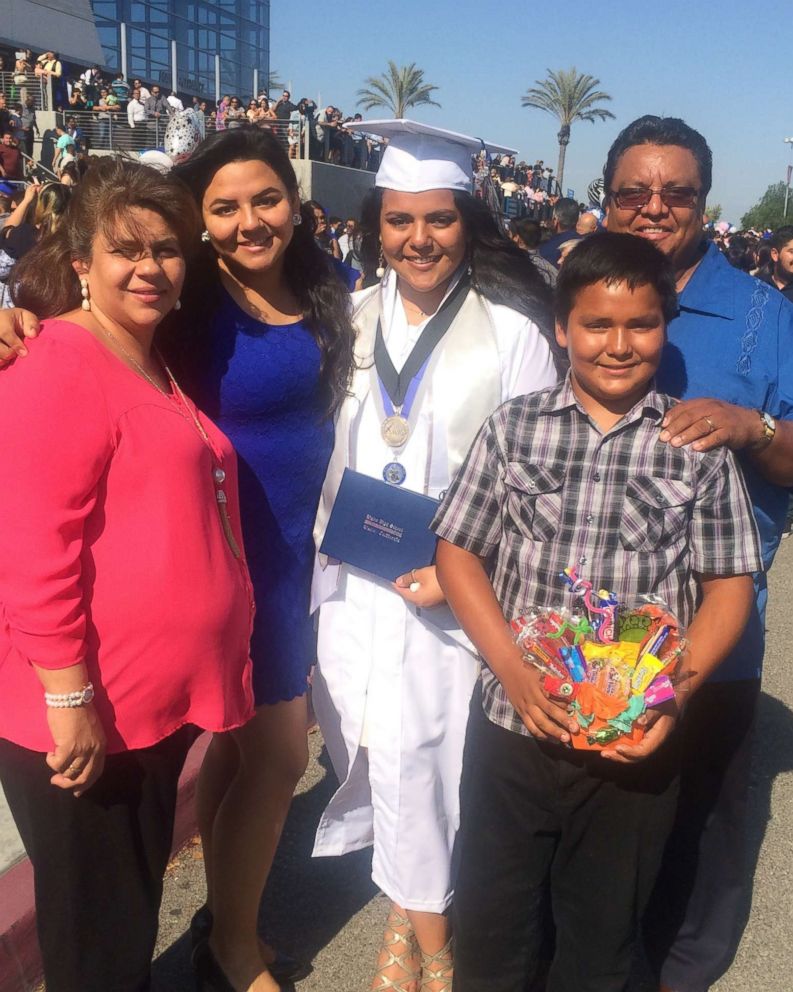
[784,137,793,219]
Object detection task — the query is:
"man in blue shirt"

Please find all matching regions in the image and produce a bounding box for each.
[538,197,584,267]
[606,115,793,992]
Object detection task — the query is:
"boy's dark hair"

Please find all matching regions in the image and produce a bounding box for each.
[554,232,678,327]
[770,225,793,251]
[604,115,712,199]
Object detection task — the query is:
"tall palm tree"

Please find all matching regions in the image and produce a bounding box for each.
[267,70,284,92]
[521,68,614,192]
[357,61,440,118]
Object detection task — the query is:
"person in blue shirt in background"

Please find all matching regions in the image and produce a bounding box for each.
[605,115,793,992]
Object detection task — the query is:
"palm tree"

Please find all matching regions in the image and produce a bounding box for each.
[521,67,614,192]
[267,70,284,92]
[357,61,440,118]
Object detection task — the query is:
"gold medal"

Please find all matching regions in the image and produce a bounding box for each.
[381,415,410,448]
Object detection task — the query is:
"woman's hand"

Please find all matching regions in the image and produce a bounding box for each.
[46,705,107,797]
[21,179,40,205]
[393,565,446,609]
[0,308,41,362]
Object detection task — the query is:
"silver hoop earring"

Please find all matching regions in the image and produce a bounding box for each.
[173,299,182,311]
[201,230,211,242]
[79,277,91,311]
[292,212,302,226]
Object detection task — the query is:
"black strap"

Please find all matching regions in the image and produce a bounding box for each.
[374,274,470,407]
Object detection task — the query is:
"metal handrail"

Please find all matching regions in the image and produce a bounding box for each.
[0,71,50,111]
[20,150,58,183]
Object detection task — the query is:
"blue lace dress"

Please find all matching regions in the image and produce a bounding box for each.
[194,291,334,705]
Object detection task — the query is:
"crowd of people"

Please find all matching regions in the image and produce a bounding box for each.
[0,81,791,992]
[1,42,390,175]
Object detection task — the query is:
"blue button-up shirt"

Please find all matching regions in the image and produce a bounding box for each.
[656,242,793,680]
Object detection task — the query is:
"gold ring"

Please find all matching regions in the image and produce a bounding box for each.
[66,763,82,777]
[704,416,716,433]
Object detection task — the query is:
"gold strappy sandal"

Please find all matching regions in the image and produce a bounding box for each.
[371,907,421,992]
[419,937,453,992]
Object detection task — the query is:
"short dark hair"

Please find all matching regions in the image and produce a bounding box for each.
[604,115,712,199]
[553,197,580,231]
[511,217,542,249]
[770,225,793,251]
[554,231,678,328]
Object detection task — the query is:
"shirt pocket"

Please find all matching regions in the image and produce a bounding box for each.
[504,462,565,543]
[619,476,692,553]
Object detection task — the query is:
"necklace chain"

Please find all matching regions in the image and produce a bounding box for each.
[92,317,240,558]
[93,319,211,443]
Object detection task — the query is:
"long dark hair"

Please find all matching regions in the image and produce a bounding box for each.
[359,186,564,371]
[171,127,355,414]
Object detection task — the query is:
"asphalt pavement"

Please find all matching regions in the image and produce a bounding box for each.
[150,538,793,992]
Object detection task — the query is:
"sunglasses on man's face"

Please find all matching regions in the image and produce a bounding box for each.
[610,186,701,210]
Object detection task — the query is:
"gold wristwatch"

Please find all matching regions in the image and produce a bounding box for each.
[754,410,776,448]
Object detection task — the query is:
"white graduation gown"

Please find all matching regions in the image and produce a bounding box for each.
[311,270,557,912]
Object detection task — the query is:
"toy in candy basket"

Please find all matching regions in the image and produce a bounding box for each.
[509,568,688,751]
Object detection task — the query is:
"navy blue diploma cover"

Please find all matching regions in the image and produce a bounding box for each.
[320,469,440,581]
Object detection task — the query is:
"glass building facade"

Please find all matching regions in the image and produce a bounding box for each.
[90,1,269,101]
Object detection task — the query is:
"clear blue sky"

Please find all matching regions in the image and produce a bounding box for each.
[271,0,792,224]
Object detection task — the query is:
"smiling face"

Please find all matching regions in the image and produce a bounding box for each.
[605,144,705,280]
[379,188,467,302]
[202,158,298,276]
[555,279,666,428]
[73,207,185,334]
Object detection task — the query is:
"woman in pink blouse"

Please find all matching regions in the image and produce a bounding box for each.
[0,157,254,992]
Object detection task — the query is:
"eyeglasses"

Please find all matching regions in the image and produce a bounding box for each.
[610,186,701,210]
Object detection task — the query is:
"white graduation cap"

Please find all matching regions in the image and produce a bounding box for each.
[344,118,517,194]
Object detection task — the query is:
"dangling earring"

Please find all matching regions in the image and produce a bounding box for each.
[201,230,211,242]
[173,299,182,311]
[375,243,386,279]
[292,212,302,226]
[80,277,91,311]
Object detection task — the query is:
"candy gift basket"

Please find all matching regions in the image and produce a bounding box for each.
[509,568,688,751]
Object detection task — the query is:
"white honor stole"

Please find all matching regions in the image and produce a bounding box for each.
[311,276,503,613]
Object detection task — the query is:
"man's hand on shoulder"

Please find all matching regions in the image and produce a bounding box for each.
[659,397,763,453]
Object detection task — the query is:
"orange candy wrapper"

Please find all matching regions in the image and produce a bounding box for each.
[510,570,687,751]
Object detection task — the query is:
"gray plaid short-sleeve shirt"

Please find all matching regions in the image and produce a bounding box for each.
[432,376,764,736]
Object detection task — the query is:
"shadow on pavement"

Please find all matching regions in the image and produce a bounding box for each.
[151,743,377,990]
[630,690,793,991]
[258,745,379,961]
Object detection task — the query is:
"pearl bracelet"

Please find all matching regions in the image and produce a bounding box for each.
[44,683,95,708]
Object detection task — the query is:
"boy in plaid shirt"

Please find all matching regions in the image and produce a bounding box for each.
[432,233,762,992]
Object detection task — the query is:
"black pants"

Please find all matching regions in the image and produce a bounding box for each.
[452,689,680,992]
[0,725,197,992]
[643,679,760,992]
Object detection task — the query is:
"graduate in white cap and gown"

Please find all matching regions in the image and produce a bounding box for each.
[310,120,560,991]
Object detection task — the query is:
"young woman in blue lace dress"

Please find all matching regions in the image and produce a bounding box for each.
[170,129,355,992]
